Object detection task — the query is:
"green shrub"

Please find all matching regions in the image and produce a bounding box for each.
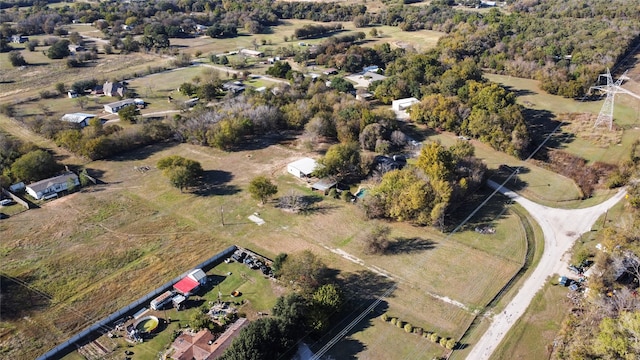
[423,331,431,338]
[404,323,413,333]
[390,317,397,326]
[445,338,456,350]
[380,313,389,322]
[430,333,439,343]
[439,337,448,347]
[327,188,338,199]
[341,190,352,202]
[396,319,404,328]
[414,327,423,335]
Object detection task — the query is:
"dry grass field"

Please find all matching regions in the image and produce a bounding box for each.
[0,136,532,359]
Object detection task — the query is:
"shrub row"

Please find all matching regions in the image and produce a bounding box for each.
[380,313,456,350]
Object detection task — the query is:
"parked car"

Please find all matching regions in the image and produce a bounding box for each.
[232,251,246,262]
[0,199,15,206]
[260,265,270,275]
[568,265,581,275]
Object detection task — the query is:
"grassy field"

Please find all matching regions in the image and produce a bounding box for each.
[0,136,533,359]
[168,19,444,59]
[485,73,640,165]
[490,281,571,360]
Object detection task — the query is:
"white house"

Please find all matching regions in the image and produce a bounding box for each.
[104,99,135,114]
[391,97,419,112]
[287,158,318,178]
[60,113,96,128]
[26,172,79,200]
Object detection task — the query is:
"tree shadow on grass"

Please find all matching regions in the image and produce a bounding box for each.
[0,274,51,321]
[107,142,177,162]
[193,170,240,196]
[312,300,391,360]
[446,186,511,233]
[386,237,436,255]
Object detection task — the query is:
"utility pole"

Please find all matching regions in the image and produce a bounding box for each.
[220,207,224,226]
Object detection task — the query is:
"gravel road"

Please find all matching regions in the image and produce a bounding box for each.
[466,180,627,359]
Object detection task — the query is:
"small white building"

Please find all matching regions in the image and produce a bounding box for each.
[391,97,419,112]
[104,99,136,114]
[187,269,207,285]
[25,172,79,200]
[287,158,318,178]
[150,291,174,311]
[240,49,263,57]
[61,113,96,128]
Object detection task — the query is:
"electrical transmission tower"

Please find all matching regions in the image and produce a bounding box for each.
[589,68,640,130]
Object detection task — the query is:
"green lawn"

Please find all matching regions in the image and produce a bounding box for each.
[490,280,571,360]
[485,73,640,165]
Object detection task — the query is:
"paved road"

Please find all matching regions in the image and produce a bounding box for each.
[466,180,627,360]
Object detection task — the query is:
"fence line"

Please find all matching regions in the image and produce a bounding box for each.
[36,245,237,360]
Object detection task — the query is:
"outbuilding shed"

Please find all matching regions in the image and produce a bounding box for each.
[60,113,96,128]
[391,97,419,112]
[312,179,337,195]
[173,276,200,296]
[287,158,318,178]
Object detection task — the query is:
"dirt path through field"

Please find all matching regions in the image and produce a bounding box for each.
[465,180,627,359]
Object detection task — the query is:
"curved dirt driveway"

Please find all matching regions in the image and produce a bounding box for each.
[466,180,627,360]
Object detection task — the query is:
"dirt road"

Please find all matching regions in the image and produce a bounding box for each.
[466,180,627,359]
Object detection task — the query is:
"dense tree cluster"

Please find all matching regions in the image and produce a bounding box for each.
[437,3,640,97]
[0,132,57,186]
[362,140,484,227]
[292,23,343,40]
[21,116,173,160]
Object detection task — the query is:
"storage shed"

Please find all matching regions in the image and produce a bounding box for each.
[287,158,318,178]
[391,97,419,112]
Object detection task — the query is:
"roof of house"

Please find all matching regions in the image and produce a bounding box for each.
[26,172,78,194]
[171,329,216,360]
[105,98,135,108]
[174,276,199,295]
[209,318,249,358]
[288,158,318,176]
[61,113,96,124]
[312,179,337,192]
[188,269,207,283]
[171,319,249,360]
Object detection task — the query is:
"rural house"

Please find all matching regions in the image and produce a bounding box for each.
[25,172,79,200]
[60,113,96,128]
[103,81,126,97]
[287,158,318,178]
[104,99,135,114]
[170,318,249,360]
